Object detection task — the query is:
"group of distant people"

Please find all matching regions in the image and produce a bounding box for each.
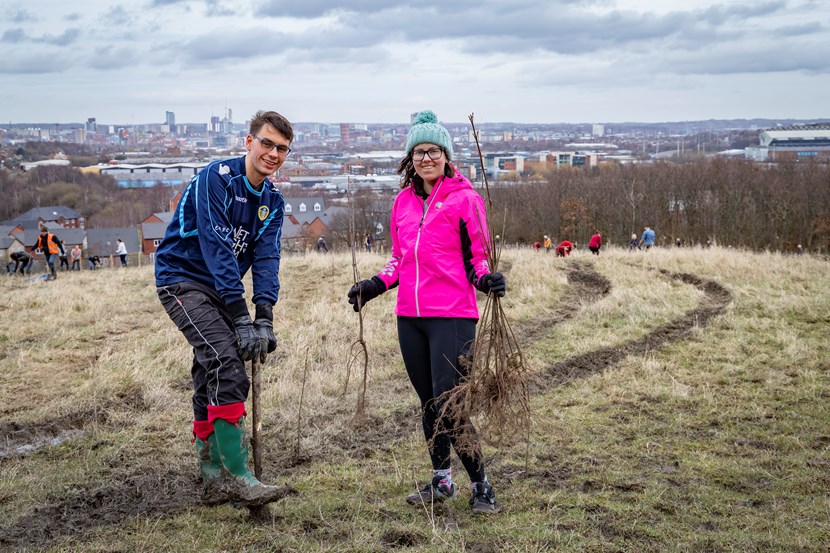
[525,226,670,255]
[533,231,602,257]
[529,225,811,253]
[6,227,128,278]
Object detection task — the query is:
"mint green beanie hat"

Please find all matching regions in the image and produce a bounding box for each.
[406,110,453,160]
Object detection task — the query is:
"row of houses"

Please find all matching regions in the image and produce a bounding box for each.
[2,197,347,264]
[0,206,142,264]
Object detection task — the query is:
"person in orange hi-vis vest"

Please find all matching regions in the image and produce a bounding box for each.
[33,227,65,279]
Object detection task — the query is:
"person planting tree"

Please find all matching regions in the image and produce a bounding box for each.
[155,110,290,507]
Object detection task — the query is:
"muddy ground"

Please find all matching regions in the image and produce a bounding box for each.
[0,261,732,549]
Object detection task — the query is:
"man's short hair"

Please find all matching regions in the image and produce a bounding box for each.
[250,111,293,142]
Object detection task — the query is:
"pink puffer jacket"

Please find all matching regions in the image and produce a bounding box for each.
[376,172,492,319]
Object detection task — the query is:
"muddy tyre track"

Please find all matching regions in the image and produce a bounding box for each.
[537,267,732,388]
[0,263,730,549]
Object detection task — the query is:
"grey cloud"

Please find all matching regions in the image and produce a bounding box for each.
[203,0,238,17]
[184,28,280,61]
[258,0,409,18]
[772,22,824,37]
[64,13,82,21]
[0,53,68,74]
[2,29,27,43]
[672,46,830,75]
[90,46,140,69]
[149,0,235,14]
[1,28,81,46]
[11,10,37,23]
[181,19,389,63]
[290,44,392,65]
[44,29,82,46]
[279,1,808,62]
[700,0,787,25]
[104,6,133,26]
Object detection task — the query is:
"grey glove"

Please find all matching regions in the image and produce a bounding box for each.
[254,304,277,363]
[475,272,507,297]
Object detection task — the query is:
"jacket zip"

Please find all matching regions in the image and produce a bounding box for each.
[413,178,443,317]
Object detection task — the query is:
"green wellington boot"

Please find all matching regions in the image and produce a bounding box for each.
[195,433,228,503]
[213,416,286,507]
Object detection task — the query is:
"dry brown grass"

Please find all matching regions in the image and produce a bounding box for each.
[1,246,828,552]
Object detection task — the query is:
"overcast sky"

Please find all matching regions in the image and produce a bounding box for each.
[1,0,828,126]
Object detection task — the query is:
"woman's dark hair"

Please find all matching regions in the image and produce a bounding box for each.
[397,147,454,190]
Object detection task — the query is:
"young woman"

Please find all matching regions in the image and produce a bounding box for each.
[347,110,505,514]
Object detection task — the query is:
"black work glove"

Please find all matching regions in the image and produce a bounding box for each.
[347,276,386,312]
[227,300,260,362]
[254,304,277,363]
[476,272,507,297]
[233,316,260,361]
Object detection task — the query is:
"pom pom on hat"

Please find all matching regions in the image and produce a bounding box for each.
[406,110,453,160]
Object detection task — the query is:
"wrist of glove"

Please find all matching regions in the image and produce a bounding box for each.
[254,318,277,362]
[253,303,276,363]
[347,276,387,312]
[255,303,273,322]
[476,272,507,297]
[232,315,260,362]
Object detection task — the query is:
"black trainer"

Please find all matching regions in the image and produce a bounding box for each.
[406,475,457,506]
[469,481,501,514]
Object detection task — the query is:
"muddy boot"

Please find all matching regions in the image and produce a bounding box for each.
[195,433,230,504]
[213,416,284,507]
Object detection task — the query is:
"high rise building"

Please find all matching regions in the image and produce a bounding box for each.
[165,111,176,127]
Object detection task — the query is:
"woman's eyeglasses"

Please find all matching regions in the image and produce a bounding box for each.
[254,134,292,156]
[412,148,443,161]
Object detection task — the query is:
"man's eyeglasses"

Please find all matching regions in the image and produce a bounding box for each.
[412,147,444,161]
[253,134,292,156]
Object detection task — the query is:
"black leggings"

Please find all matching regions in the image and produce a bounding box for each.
[397,316,485,483]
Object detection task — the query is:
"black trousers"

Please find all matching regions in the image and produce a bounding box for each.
[397,316,485,483]
[157,281,249,421]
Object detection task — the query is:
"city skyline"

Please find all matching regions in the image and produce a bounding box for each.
[2,1,829,125]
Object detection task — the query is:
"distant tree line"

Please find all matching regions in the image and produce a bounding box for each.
[0,165,172,228]
[3,157,828,253]
[488,158,830,253]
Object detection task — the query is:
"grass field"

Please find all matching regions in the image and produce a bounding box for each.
[0,246,828,552]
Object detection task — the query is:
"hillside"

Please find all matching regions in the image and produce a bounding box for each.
[0,247,828,552]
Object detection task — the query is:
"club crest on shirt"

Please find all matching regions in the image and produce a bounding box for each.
[258,206,269,221]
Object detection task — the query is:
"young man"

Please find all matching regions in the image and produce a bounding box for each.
[155,110,291,507]
[34,227,65,279]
